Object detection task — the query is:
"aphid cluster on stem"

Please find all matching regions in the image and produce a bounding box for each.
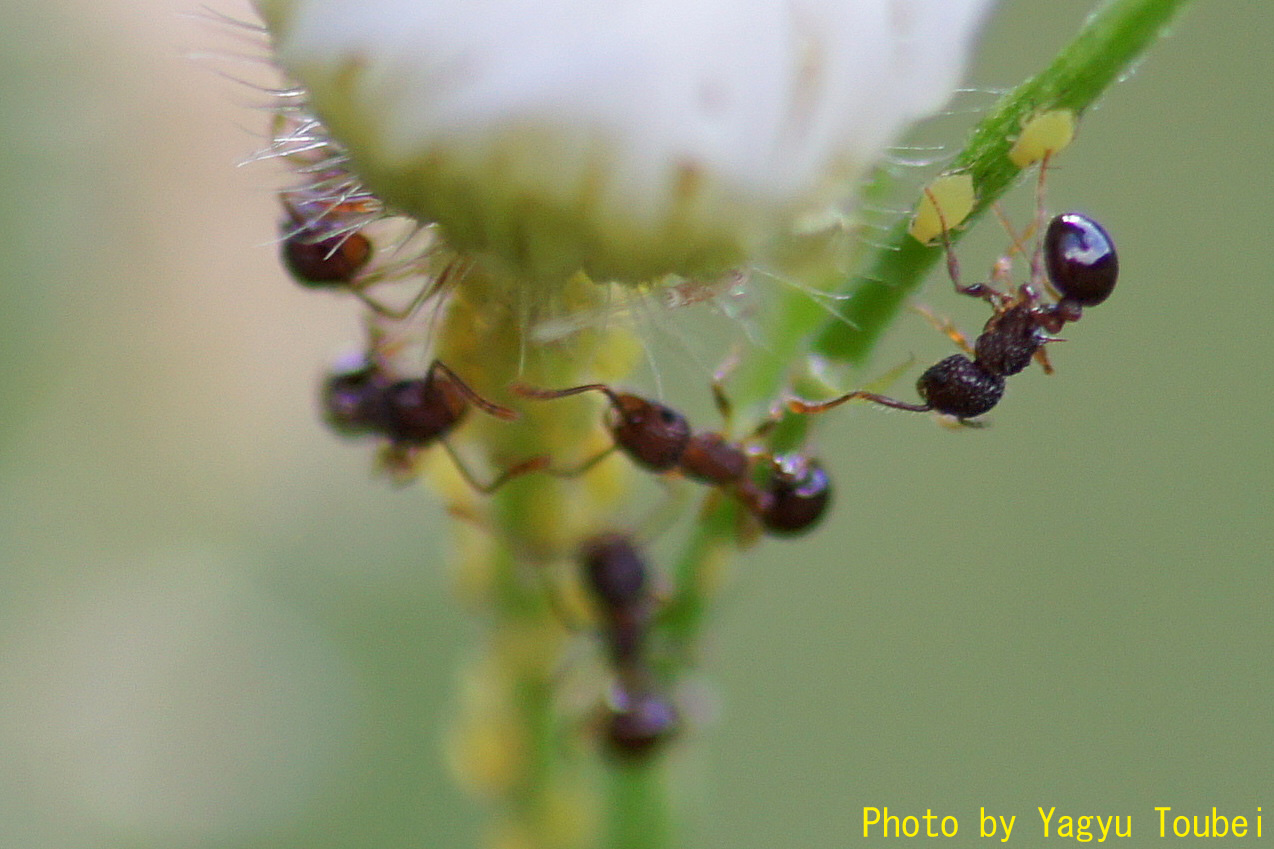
[513,382,832,537]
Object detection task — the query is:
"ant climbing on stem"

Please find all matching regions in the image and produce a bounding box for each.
[513,376,831,536]
[320,353,545,492]
[789,158,1118,422]
[578,533,679,757]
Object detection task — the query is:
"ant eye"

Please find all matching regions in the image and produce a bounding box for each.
[758,455,832,536]
[916,355,1004,419]
[282,227,373,286]
[1044,213,1117,307]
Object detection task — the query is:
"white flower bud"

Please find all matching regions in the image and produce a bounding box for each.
[256,0,994,282]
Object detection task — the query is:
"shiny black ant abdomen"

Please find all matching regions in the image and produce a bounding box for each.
[1045,212,1118,308]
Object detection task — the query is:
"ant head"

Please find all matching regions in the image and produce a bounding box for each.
[319,354,389,437]
[1044,213,1118,308]
[604,686,679,758]
[916,355,1005,419]
[580,533,649,613]
[608,394,692,472]
[757,454,832,536]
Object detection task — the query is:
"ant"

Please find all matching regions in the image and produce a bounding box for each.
[279,191,375,284]
[278,190,456,321]
[578,533,679,757]
[320,354,545,492]
[789,170,1118,422]
[512,382,832,536]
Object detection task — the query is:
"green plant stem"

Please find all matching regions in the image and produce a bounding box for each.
[810,0,1193,367]
[605,760,676,849]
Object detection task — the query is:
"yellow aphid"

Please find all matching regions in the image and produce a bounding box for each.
[909,173,975,245]
[1008,108,1076,167]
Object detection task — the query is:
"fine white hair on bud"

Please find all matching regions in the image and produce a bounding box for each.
[255,0,995,283]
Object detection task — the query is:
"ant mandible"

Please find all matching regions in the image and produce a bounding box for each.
[790,164,1118,422]
[512,381,832,536]
[321,354,545,492]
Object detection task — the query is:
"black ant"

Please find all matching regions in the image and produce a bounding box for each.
[578,533,679,758]
[320,355,545,492]
[512,383,832,536]
[790,185,1118,422]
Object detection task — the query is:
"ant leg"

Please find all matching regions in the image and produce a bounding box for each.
[542,444,620,478]
[911,302,975,358]
[991,202,1038,263]
[923,187,1001,306]
[429,360,519,420]
[787,391,931,415]
[1033,343,1057,375]
[513,382,619,406]
[707,345,782,447]
[1030,152,1054,297]
[512,382,647,475]
[708,346,744,432]
[440,440,548,493]
[352,263,455,321]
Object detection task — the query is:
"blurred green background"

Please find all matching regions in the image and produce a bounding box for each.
[1,2,1269,847]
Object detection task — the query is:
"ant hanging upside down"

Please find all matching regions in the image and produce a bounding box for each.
[278,188,463,321]
[789,181,1119,422]
[321,354,546,492]
[512,380,831,537]
[578,532,679,758]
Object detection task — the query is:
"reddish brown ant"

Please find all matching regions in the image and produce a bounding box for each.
[790,168,1118,423]
[278,190,458,321]
[578,533,679,758]
[320,355,545,492]
[513,381,831,536]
